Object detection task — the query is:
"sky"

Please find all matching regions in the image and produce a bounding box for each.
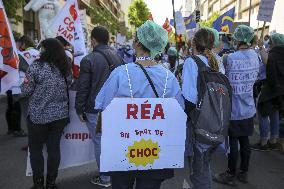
[144,0,184,25]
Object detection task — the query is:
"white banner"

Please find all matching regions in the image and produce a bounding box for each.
[116,33,126,45]
[49,0,87,66]
[175,11,186,35]
[80,9,90,51]
[11,49,40,94]
[0,0,19,94]
[257,0,276,22]
[26,91,95,176]
[100,98,187,172]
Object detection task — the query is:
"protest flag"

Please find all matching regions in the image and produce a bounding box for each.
[184,14,196,30]
[49,0,87,66]
[0,0,19,94]
[213,7,235,33]
[163,18,173,33]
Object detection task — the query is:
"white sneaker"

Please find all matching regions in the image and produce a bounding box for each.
[90,176,111,188]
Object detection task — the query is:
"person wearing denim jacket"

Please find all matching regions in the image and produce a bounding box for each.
[213,25,260,186]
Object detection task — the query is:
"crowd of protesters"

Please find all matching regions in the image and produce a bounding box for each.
[3,19,284,189]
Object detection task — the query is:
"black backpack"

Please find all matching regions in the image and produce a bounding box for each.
[189,55,232,146]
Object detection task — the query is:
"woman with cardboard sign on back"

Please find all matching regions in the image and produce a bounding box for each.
[94,20,185,189]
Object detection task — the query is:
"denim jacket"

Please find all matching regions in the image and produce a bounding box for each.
[226,49,260,120]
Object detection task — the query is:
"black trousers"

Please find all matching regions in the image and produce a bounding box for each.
[112,175,163,189]
[228,136,251,175]
[27,117,68,177]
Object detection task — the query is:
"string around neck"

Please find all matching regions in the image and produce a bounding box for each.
[136,56,153,61]
[125,64,134,99]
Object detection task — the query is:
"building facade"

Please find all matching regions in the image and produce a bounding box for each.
[199,0,284,35]
[181,0,194,17]
[119,0,134,33]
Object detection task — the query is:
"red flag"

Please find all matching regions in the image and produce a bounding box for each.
[162,18,172,33]
[0,0,19,94]
[148,13,154,21]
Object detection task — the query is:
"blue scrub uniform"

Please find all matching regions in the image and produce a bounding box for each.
[95,62,184,188]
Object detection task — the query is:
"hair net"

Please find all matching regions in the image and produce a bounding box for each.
[203,27,219,48]
[137,20,169,58]
[233,25,254,45]
[167,47,177,56]
[270,33,284,46]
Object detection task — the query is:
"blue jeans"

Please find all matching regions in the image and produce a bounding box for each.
[85,113,110,183]
[258,111,279,139]
[190,144,213,189]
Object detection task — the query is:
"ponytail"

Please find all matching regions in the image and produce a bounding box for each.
[204,48,219,72]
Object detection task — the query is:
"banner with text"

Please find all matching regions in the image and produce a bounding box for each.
[49,0,87,66]
[100,98,187,172]
[26,91,95,176]
[0,0,19,94]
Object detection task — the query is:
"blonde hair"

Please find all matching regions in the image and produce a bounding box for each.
[204,48,219,72]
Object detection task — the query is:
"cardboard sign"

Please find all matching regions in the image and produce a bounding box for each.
[257,0,276,22]
[100,98,187,172]
[26,91,95,176]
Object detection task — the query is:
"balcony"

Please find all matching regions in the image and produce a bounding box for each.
[81,0,91,6]
[98,0,121,20]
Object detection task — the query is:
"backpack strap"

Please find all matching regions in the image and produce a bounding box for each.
[191,55,207,72]
[94,49,116,71]
[135,63,159,98]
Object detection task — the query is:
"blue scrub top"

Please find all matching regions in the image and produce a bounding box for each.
[226,49,260,120]
[95,63,184,111]
[182,54,227,154]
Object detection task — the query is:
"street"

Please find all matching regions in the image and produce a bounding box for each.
[0,96,284,189]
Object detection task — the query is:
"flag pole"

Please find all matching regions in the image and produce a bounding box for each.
[260,21,267,40]
[248,0,252,26]
[171,0,179,62]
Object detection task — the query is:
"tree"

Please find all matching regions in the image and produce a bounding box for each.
[2,0,25,25]
[87,6,119,34]
[128,0,150,28]
[200,12,220,28]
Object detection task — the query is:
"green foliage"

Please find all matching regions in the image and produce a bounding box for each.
[2,0,25,25]
[126,31,133,40]
[128,0,150,28]
[200,12,220,28]
[87,5,119,34]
